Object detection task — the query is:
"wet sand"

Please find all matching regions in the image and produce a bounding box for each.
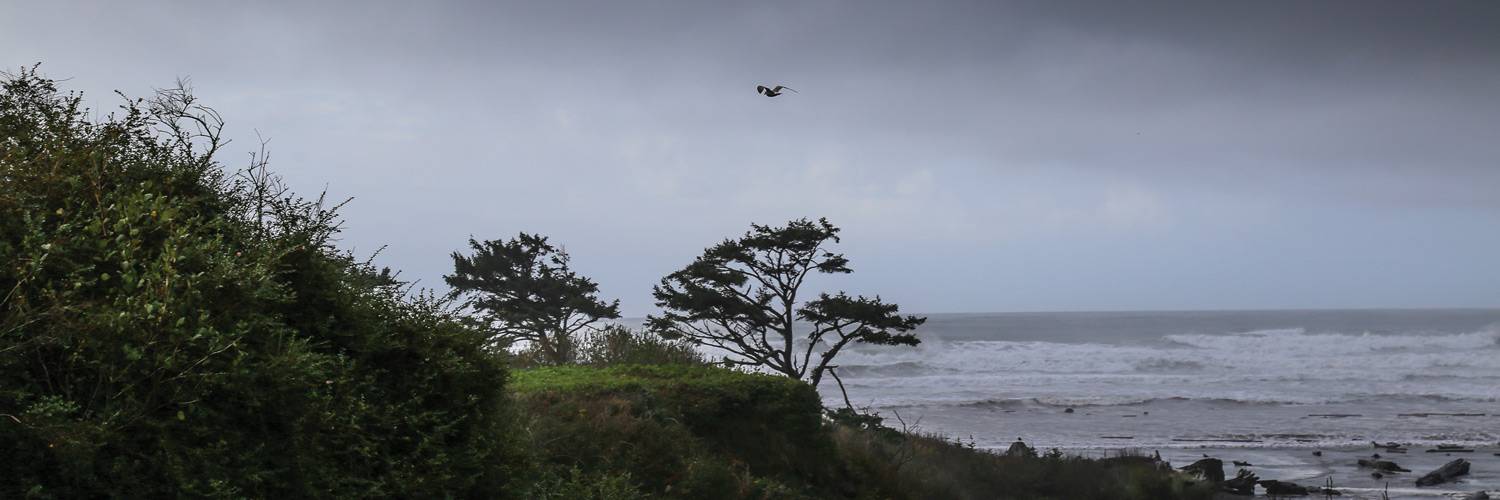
[1143,445,1498,499]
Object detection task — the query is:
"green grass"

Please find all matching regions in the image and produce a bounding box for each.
[513,365,833,498]
[511,365,1215,499]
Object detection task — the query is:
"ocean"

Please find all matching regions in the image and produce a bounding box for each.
[829,309,1500,497]
[832,309,1500,449]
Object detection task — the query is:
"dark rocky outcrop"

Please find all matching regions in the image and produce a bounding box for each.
[1415,459,1470,486]
[1179,458,1225,483]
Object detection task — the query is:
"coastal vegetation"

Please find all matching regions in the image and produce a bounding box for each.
[1,69,1210,499]
[648,218,926,392]
[515,364,1213,499]
[446,233,622,364]
[0,68,520,498]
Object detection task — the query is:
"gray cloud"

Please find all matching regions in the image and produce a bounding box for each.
[4,0,1498,314]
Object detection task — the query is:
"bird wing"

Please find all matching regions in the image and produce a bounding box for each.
[775,86,798,93]
[757,85,770,94]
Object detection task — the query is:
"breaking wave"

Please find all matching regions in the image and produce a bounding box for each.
[1131,358,1205,372]
[832,325,1500,409]
[820,313,1500,458]
[1160,327,1500,352]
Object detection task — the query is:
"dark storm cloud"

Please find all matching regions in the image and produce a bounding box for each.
[363,0,1500,205]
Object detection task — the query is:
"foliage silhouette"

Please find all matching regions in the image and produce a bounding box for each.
[648,218,925,389]
[446,233,621,364]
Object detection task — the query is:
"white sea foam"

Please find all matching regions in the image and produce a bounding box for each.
[1161,327,1500,352]
[836,326,1500,406]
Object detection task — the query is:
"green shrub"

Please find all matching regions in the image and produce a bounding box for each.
[513,365,833,498]
[527,467,649,500]
[0,69,520,498]
[575,325,707,367]
[507,324,706,368]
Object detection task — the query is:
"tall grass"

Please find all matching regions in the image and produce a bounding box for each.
[827,417,1215,500]
[508,324,707,367]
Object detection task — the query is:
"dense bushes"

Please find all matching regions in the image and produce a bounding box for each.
[506,324,707,368]
[512,365,834,498]
[573,325,706,367]
[0,70,520,498]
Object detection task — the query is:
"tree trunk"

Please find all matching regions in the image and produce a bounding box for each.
[826,366,853,411]
[782,303,795,373]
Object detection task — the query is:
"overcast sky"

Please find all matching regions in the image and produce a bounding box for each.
[5,1,1499,315]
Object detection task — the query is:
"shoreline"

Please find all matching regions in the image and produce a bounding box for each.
[1045,443,1499,499]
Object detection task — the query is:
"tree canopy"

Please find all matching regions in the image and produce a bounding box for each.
[446,233,620,364]
[648,218,925,389]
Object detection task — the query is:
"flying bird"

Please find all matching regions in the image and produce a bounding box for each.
[756,85,797,97]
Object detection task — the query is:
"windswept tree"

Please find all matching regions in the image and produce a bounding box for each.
[446,233,620,364]
[648,218,925,390]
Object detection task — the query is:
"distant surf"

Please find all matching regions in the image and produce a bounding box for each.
[829,309,1500,451]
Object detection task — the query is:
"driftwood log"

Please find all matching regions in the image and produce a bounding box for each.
[1257,479,1309,496]
[1415,459,1470,486]
[1179,458,1225,483]
[1151,450,1173,471]
[1222,469,1257,495]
